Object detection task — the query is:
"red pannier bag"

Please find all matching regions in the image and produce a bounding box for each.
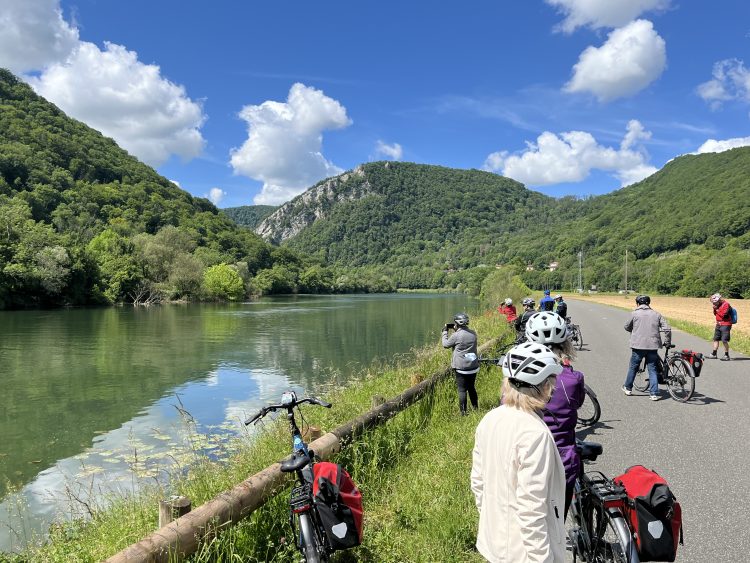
[312,462,363,550]
[614,465,683,562]
[681,349,703,377]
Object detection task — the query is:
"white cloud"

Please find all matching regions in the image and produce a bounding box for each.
[0,0,79,73]
[229,83,352,205]
[374,140,403,160]
[697,59,750,108]
[565,20,666,102]
[696,137,750,154]
[484,119,658,187]
[546,0,670,33]
[28,42,205,167]
[208,188,226,206]
[1,1,206,167]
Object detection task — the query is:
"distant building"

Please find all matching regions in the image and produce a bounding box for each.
[549,261,559,272]
[526,264,535,271]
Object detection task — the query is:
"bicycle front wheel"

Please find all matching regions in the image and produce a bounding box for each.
[666,357,695,402]
[577,385,601,426]
[575,326,584,350]
[298,512,327,563]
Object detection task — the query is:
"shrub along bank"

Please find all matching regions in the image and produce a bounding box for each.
[13,312,513,562]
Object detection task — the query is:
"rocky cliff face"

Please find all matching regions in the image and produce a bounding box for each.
[255,164,381,243]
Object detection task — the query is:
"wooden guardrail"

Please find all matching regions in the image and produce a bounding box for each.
[105,339,499,562]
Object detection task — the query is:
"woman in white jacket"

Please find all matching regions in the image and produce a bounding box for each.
[471,342,567,563]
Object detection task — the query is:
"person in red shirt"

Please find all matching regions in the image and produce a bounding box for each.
[710,293,732,361]
[498,297,517,323]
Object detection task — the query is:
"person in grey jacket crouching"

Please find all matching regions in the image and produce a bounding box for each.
[622,295,671,401]
[442,312,480,416]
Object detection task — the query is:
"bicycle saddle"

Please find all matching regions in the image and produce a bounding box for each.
[578,441,603,462]
[280,451,311,473]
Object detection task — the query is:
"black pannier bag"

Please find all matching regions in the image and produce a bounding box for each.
[681,349,703,377]
[312,462,363,550]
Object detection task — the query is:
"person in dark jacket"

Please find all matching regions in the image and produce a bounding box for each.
[554,294,567,320]
[539,289,555,312]
[442,312,480,416]
[710,293,732,360]
[513,297,536,335]
[622,295,671,401]
[525,311,585,517]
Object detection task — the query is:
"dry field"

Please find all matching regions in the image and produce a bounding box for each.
[568,294,749,338]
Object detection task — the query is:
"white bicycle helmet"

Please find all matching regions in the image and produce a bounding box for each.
[504,298,513,306]
[521,297,535,307]
[502,342,562,386]
[710,293,722,304]
[525,312,568,345]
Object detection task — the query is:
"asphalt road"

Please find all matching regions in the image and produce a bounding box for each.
[567,299,750,563]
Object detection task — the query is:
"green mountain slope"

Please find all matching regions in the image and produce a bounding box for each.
[222,205,278,229]
[259,155,750,297]
[0,69,302,308]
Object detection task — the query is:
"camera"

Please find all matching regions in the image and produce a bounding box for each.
[444,323,455,330]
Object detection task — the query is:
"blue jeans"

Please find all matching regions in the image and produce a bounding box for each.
[624,349,659,396]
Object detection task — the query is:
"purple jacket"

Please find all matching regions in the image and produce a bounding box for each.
[543,364,585,485]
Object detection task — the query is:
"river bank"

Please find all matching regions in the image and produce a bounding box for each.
[7,313,510,562]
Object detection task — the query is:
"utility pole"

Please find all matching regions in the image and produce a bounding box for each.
[577,250,582,293]
[624,248,628,293]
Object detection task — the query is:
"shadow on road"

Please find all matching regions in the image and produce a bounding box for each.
[687,392,725,405]
[576,420,617,440]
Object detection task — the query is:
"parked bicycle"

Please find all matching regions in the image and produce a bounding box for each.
[245,391,339,563]
[577,384,601,426]
[632,336,695,402]
[566,317,584,351]
[569,441,640,562]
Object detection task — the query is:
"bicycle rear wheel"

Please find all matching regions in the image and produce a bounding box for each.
[574,326,584,350]
[592,508,639,563]
[577,385,601,426]
[298,512,328,563]
[632,361,650,393]
[666,357,695,402]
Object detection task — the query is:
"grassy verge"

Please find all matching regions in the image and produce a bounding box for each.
[13,313,513,562]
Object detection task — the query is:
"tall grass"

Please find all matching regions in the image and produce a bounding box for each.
[15,313,513,562]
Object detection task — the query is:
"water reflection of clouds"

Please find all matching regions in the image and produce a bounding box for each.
[0,365,292,552]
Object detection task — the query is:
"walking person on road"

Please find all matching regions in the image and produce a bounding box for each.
[471,342,566,562]
[622,295,671,401]
[525,312,585,518]
[710,293,732,361]
[442,313,480,416]
[539,289,555,312]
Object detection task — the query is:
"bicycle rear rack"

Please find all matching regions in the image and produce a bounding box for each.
[584,472,627,509]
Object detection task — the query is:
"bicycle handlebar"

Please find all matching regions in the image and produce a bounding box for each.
[244,396,332,425]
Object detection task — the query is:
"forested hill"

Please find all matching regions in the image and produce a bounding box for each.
[256,155,750,297]
[222,205,277,229]
[257,162,579,267]
[0,69,315,308]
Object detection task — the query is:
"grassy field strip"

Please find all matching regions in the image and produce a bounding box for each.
[569,294,750,356]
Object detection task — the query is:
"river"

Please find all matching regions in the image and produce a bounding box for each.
[0,293,475,551]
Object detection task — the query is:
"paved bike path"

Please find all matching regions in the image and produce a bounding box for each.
[568,299,749,563]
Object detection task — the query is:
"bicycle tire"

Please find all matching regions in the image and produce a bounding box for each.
[632,362,650,392]
[575,326,584,350]
[577,385,601,426]
[666,356,695,402]
[593,509,640,563]
[298,512,327,563]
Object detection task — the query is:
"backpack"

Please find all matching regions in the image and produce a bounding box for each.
[312,462,363,551]
[729,305,738,325]
[681,350,703,377]
[614,465,683,562]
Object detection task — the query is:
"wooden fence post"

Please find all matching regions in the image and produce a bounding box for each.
[158,496,192,529]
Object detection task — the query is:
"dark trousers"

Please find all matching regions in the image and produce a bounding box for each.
[455,372,478,414]
[565,481,575,520]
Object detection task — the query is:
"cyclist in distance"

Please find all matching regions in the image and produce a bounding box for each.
[514,297,537,334]
[498,297,517,323]
[709,293,732,361]
[539,289,555,312]
[622,294,671,401]
[442,312,480,416]
[471,342,566,562]
[525,312,584,518]
[554,294,567,320]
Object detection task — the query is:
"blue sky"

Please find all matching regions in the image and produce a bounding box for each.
[2,0,750,207]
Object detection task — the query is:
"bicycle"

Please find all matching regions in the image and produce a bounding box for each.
[632,339,695,402]
[245,391,333,563]
[566,317,584,351]
[577,384,601,426]
[569,441,640,562]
